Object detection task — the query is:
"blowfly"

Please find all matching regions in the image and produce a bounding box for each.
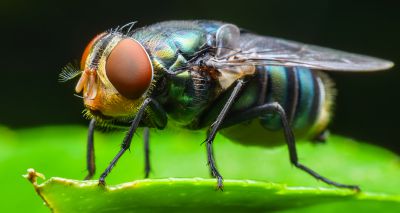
[60,20,394,191]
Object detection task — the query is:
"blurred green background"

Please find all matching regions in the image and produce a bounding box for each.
[0,0,399,153]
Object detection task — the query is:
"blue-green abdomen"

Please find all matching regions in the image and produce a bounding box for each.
[218,66,334,146]
[260,66,320,131]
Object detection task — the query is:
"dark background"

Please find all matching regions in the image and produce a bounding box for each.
[1,0,399,153]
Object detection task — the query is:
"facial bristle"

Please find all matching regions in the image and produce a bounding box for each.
[59,63,81,82]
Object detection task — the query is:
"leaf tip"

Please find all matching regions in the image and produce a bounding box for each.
[23,168,46,185]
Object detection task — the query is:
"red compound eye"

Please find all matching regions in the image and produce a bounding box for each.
[80,33,106,69]
[106,38,153,99]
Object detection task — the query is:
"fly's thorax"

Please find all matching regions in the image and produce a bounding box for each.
[161,68,221,128]
[76,32,155,121]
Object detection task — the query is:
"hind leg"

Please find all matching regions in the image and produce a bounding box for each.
[221,102,360,191]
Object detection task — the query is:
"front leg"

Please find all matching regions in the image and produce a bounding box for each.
[84,118,96,180]
[143,127,151,178]
[98,98,153,185]
[205,79,245,190]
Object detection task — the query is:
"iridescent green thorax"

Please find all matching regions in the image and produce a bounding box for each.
[130,21,226,126]
[131,21,223,73]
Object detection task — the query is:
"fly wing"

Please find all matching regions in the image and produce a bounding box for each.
[216,33,394,72]
[208,25,393,89]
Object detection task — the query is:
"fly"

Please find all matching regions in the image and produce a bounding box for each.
[60,20,394,191]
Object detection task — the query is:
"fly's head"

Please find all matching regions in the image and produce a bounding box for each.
[61,30,154,123]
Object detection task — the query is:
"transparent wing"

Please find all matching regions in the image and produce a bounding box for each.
[211,26,393,72]
[208,24,393,89]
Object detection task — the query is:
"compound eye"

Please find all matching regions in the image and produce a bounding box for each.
[106,39,153,99]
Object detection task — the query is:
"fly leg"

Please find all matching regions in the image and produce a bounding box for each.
[143,127,151,178]
[205,129,217,178]
[205,79,245,190]
[85,119,96,180]
[221,102,360,191]
[98,98,153,186]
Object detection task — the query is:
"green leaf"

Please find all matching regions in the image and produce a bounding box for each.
[0,125,399,212]
[25,169,400,213]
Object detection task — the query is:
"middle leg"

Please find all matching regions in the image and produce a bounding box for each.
[204,79,245,190]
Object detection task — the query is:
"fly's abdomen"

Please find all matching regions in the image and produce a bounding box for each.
[220,66,335,146]
[261,66,324,131]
